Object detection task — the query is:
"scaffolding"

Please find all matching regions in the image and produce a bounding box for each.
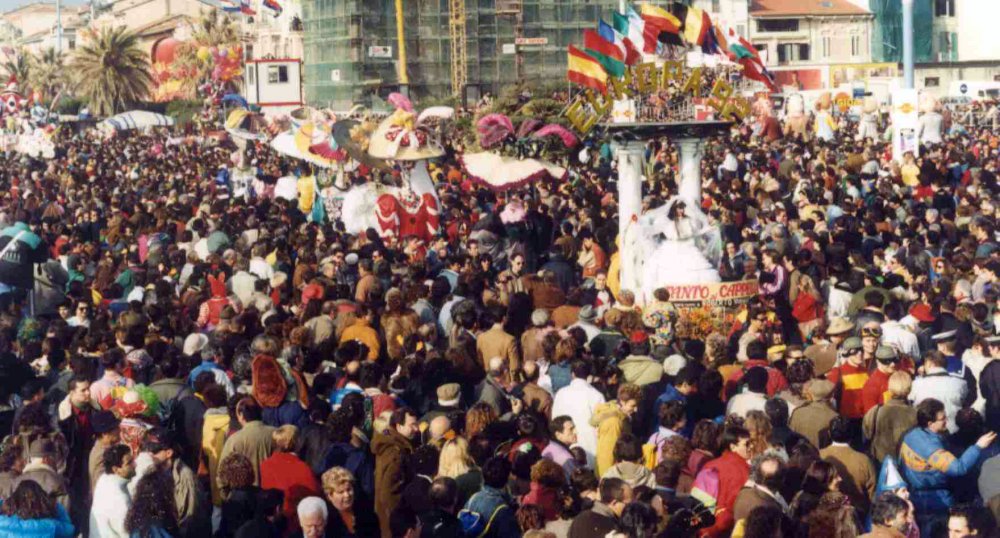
[302,0,624,109]
[449,0,467,97]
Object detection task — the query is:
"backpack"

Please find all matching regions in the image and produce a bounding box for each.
[642,431,671,469]
[160,385,193,434]
[458,493,507,538]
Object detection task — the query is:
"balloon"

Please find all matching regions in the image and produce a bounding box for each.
[197,46,210,62]
[228,48,239,60]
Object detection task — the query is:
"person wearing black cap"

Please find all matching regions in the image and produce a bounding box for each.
[142,427,210,538]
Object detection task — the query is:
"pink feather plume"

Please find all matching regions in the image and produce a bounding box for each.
[476,113,515,149]
[387,92,414,113]
[532,124,579,148]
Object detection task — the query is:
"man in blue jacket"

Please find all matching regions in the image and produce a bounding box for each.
[461,456,521,538]
[899,398,996,536]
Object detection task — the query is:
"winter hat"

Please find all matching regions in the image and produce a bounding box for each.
[183,333,209,356]
[436,383,461,406]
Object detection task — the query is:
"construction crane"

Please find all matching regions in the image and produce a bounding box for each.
[449,0,467,98]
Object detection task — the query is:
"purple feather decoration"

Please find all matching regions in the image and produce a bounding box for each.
[516,119,542,139]
[476,113,514,149]
[387,92,414,113]
[532,124,579,148]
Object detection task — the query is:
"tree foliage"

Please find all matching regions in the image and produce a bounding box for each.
[71,27,153,116]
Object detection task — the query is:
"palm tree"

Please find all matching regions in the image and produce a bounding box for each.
[192,8,239,47]
[71,27,153,116]
[28,48,65,103]
[1,52,30,89]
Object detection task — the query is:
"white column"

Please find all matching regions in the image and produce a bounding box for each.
[614,140,645,296]
[676,137,705,205]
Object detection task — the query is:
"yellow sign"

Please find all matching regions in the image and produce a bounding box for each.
[563,62,750,134]
[897,103,915,114]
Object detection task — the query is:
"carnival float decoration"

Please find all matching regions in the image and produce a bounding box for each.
[150,27,244,103]
[459,114,579,192]
[339,93,454,242]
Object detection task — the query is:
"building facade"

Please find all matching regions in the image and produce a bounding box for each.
[301,0,750,110]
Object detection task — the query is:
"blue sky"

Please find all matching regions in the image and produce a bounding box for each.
[0,0,87,14]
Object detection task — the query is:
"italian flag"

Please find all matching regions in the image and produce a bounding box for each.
[614,6,659,54]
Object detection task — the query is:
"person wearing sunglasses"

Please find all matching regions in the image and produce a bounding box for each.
[860,322,883,366]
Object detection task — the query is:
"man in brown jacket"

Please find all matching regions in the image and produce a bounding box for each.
[476,304,521,377]
[519,361,553,419]
[860,492,911,538]
[862,371,918,463]
[821,416,876,515]
[733,453,788,525]
[373,408,418,538]
[789,379,839,448]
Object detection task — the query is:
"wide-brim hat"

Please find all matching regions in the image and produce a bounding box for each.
[367,115,445,161]
[826,317,855,336]
[332,119,389,170]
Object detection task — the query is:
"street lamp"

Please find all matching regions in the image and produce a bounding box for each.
[901,0,913,89]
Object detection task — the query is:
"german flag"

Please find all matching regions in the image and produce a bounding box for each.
[567,45,608,94]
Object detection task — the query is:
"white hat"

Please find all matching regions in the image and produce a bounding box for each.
[183,333,209,356]
[663,354,687,376]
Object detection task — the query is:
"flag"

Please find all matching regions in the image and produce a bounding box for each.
[640,3,681,33]
[682,5,711,46]
[583,29,625,78]
[567,45,608,94]
[738,56,778,93]
[701,18,721,54]
[220,0,240,12]
[613,11,647,58]
[624,6,659,54]
[713,25,730,56]
[239,0,256,15]
[263,0,282,15]
[599,19,640,66]
[729,28,761,62]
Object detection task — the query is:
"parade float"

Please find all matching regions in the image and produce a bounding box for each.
[557,2,779,336]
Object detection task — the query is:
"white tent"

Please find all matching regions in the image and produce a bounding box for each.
[99,110,175,131]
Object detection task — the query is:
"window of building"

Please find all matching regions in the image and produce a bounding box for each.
[822,36,830,57]
[736,24,746,38]
[711,0,720,13]
[777,43,809,63]
[934,0,955,17]
[248,66,255,84]
[268,65,289,84]
[757,19,799,33]
[851,35,861,56]
[924,77,940,87]
[68,39,75,50]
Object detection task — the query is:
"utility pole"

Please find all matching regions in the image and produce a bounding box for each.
[395,0,409,91]
[56,0,63,55]
[902,0,914,88]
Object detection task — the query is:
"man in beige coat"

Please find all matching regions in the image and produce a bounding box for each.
[476,304,521,378]
[821,416,876,515]
[789,379,839,449]
[219,398,275,486]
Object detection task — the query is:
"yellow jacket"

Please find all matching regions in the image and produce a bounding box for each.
[202,410,231,506]
[590,401,628,477]
[340,319,381,361]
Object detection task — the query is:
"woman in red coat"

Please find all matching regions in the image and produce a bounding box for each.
[260,425,321,536]
[519,459,566,522]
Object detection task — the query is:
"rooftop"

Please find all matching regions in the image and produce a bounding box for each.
[750,0,870,17]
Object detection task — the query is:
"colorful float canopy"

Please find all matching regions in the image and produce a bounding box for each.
[99,110,175,131]
[460,152,567,192]
[270,132,338,169]
[224,109,269,141]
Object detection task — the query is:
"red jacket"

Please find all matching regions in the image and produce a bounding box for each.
[520,482,560,521]
[726,360,788,398]
[697,450,750,538]
[827,362,869,419]
[260,452,322,532]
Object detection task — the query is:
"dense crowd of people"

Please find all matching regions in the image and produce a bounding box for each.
[0,89,997,538]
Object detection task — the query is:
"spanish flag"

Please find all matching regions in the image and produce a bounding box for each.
[567,45,608,95]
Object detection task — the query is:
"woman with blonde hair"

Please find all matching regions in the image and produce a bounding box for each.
[321,467,378,537]
[437,437,483,508]
[745,410,783,460]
